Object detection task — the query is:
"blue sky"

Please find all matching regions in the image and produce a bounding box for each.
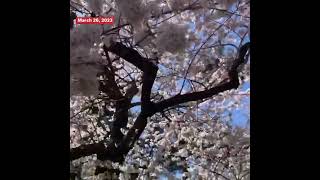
[133,10,250,178]
[130,81,250,128]
[231,82,250,127]
[72,3,249,179]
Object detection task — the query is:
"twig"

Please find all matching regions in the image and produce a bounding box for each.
[179,16,232,94]
[70,99,103,119]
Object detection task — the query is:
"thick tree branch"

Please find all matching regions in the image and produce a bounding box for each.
[95,166,121,175]
[98,48,130,142]
[72,42,159,161]
[104,41,158,108]
[155,42,250,112]
[95,42,159,161]
[70,142,105,160]
[70,42,249,163]
[104,43,153,72]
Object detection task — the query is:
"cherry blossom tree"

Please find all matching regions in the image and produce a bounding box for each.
[70,0,250,179]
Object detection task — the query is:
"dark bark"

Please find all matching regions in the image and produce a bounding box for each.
[70,42,250,162]
[94,166,121,175]
[70,142,105,160]
[98,63,129,142]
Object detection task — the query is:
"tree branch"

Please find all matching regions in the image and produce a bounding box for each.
[72,42,159,162]
[95,42,159,161]
[70,142,105,160]
[104,43,153,72]
[155,42,250,112]
[70,42,249,163]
